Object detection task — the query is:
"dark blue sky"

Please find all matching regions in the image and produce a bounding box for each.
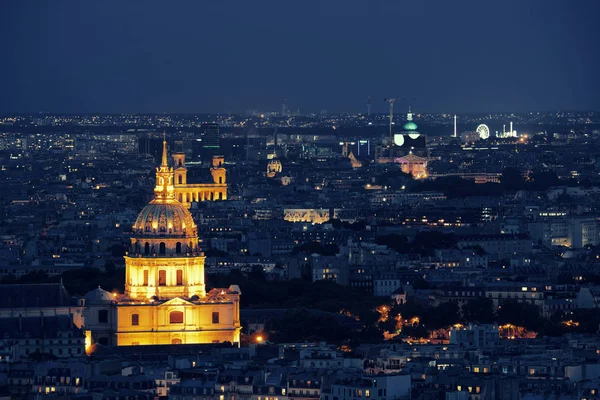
[1,0,599,114]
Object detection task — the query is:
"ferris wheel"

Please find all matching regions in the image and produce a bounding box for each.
[476,124,490,139]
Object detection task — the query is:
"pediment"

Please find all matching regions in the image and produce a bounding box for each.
[158,297,193,307]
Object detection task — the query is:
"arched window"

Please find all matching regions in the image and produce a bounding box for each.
[178,159,183,167]
[178,175,182,185]
[169,311,183,324]
[219,177,223,184]
[131,314,139,326]
[159,242,166,255]
[143,270,148,286]
[176,270,183,285]
[172,338,182,344]
[176,242,182,254]
[179,194,183,202]
[158,270,166,286]
[144,242,150,255]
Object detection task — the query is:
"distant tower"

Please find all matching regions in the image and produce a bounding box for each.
[453,115,457,138]
[384,98,396,146]
[367,96,372,117]
[510,121,513,135]
[210,156,226,185]
[282,99,288,116]
[200,123,220,159]
[172,152,187,186]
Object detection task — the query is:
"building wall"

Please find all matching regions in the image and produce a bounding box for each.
[457,237,532,260]
[115,301,240,346]
[330,374,411,400]
[373,279,401,297]
[124,255,206,299]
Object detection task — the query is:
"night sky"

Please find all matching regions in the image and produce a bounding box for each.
[1,0,599,114]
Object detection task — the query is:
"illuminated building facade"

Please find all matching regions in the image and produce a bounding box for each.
[377,109,428,164]
[397,153,428,179]
[172,153,227,207]
[266,158,283,178]
[84,139,241,348]
[283,208,336,224]
[393,109,427,154]
[348,151,362,168]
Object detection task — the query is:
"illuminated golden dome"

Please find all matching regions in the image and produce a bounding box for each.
[131,135,197,238]
[133,198,197,238]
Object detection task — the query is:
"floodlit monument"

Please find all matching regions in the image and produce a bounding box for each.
[83,138,241,347]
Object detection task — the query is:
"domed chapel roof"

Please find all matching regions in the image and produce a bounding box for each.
[132,135,197,238]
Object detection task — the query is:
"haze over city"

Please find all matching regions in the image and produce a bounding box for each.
[1,0,599,114]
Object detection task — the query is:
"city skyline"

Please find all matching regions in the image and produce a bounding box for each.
[3,1,600,398]
[1,0,599,114]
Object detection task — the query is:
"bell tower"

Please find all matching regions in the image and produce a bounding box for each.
[210,156,226,185]
[172,152,187,186]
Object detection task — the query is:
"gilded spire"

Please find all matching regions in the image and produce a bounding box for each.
[161,132,168,167]
[154,132,175,201]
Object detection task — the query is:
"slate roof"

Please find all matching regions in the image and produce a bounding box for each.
[0,283,73,308]
[0,314,83,339]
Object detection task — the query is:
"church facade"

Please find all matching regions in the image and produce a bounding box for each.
[83,139,241,348]
[172,153,227,207]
